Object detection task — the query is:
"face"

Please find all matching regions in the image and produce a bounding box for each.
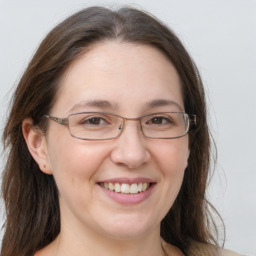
[42,41,189,240]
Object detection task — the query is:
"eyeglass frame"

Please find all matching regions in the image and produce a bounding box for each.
[44,112,197,141]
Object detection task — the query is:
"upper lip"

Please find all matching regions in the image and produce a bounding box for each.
[98,177,155,185]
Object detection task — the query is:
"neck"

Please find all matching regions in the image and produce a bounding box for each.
[43,225,166,256]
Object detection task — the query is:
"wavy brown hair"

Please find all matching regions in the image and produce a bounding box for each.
[1,6,222,256]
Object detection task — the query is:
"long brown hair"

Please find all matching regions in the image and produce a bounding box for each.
[1,6,222,256]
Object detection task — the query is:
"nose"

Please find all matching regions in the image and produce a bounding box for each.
[110,122,151,169]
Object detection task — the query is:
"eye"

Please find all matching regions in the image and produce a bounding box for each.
[80,116,110,126]
[146,116,173,125]
[84,117,105,125]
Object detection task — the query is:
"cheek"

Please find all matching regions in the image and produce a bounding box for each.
[46,132,111,186]
[151,137,189,176]
[46,138,113,215]
[152,138,188,201]
[148,138,189,218]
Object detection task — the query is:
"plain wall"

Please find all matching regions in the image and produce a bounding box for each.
[0,0,255,255]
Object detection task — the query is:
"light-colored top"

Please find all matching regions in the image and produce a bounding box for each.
[188,241,243,256]
[35,239,244,256]
[162,240,244,256]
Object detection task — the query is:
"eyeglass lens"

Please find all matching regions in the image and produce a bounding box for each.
[67,112,189,140]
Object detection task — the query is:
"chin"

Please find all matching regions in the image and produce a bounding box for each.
[98,214,157,240]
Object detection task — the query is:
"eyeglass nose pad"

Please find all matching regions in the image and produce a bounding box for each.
[117,121,125,137]
[117,118,142,138]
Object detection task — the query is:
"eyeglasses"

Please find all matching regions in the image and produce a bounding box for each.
[44,112,197,140]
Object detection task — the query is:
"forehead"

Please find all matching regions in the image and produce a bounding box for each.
[53,41,183,115]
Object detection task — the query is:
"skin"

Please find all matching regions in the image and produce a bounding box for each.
[23,41,188,256]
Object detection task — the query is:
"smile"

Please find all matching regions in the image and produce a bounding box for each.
[98,178,156,204]
[99,182,150,194]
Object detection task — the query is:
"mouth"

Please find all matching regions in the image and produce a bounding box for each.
[97,177,156,204]
[99,182,153,194]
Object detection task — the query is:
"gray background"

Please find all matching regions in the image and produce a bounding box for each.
[0,1,255,255]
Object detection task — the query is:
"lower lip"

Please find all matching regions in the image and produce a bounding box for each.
[99,184,155,205]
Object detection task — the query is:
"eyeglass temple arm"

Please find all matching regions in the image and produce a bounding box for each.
[44,115,69,126]
[190,115,197,125]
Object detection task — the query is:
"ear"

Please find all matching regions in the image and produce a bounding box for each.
[22,118,52,175]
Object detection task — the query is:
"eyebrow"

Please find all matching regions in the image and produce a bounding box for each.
[145,99,184,112]
[68,100,118,113]
[67,98,183,114]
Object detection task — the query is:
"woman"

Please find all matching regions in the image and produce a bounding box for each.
[1,6,241,256]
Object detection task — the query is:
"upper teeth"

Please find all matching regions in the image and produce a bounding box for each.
[102,182,149,194]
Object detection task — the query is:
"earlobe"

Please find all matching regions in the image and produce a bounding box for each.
[22,118,52,175]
